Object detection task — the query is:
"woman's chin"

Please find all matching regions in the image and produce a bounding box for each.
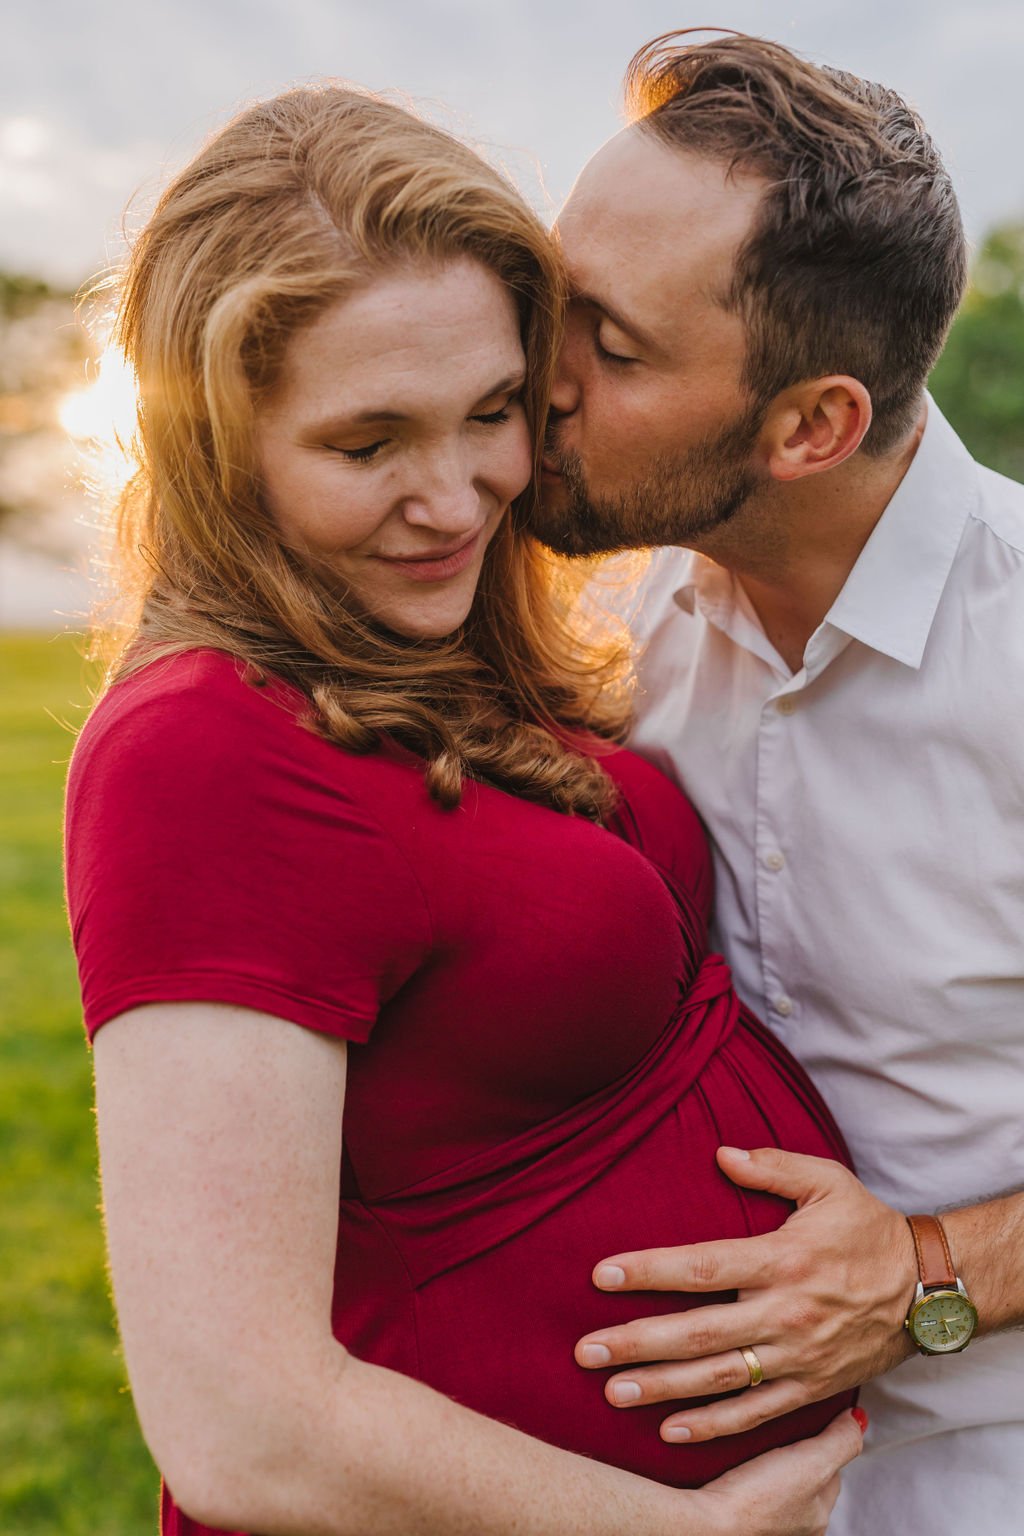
[369,598,474,643]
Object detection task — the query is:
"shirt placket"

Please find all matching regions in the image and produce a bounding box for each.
[754,681,802,1041]
[694,570,852,1041]
[693,574,799,1031]
[752,625,852,1040]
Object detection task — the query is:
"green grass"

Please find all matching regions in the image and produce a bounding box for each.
[1,634,159,1534]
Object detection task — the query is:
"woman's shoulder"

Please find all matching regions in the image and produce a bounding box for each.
[75,648,300,759]
[76,648,344,781]
[68,647,424,831]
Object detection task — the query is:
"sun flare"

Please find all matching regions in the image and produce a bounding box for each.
[58,344,137,448]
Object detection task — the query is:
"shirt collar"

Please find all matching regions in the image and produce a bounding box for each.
[672,551,711,615]
[673,397,979,671]
[823,398,979,668]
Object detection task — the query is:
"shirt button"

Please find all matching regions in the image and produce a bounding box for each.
[775,696,796,715]
[773,995,794,1017]
[763,851,785,871]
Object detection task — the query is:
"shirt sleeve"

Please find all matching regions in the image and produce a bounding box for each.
[65,656,433,1044]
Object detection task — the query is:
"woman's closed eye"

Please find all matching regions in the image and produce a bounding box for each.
[329,395,521,463]
[470,391,523,427]
[332,440,388,463]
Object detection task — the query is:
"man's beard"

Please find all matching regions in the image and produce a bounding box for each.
[530,405,766,558]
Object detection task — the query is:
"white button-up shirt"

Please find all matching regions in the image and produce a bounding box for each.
[623,400,1024,1531]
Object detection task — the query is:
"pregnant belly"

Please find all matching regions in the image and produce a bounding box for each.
[334,1012,855,1488]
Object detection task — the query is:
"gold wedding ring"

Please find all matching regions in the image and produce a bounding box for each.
[740,1346,765,1387]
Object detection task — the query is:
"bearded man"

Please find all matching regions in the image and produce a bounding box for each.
[533,31,1024,1534]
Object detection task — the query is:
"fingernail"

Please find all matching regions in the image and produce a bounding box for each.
[719,1146,751,1159]
[595,1264,626,1288]
[852,1407,869,1434]
[611,1380,642,1405]
[662,1424,692,1442]
[580,1343,612,1367]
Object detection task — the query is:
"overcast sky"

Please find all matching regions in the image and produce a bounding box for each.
[3,0,1023,285]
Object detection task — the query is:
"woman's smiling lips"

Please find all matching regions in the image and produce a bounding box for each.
[375,529,484,582]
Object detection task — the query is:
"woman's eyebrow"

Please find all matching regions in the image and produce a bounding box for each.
[472,371,527,405]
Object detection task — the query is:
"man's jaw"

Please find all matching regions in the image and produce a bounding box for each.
[530,449,648,559]
[531,439,764,560]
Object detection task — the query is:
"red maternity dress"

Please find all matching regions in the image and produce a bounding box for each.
[65,650,854,1535]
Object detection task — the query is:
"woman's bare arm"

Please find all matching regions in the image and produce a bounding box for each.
[93,1001,861,1536]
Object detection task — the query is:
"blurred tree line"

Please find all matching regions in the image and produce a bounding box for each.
[0,273,85,540]
[929,222,1024,482]
[0,272,61,318]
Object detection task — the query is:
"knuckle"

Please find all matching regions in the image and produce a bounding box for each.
[745,1400,773,1430]
[709,1358,740,1394]
[710,1403,750,1437]
[686,1318,718,1356]
[629,1258,650,1287]
[632,1368,667,1401]
[691,1250,719,1287]
[621,1332,646,1365]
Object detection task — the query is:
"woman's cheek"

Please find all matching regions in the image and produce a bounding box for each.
[297,466,391,553]
[506,419,535,499]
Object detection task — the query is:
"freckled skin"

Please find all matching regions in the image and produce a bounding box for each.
[256,258,532,639]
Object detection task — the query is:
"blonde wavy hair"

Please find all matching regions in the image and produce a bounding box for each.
[102,85,632,818]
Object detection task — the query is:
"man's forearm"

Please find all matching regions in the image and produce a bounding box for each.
[943,1189,1024,1334]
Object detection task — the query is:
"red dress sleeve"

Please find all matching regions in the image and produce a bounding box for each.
[65,652,433,1044]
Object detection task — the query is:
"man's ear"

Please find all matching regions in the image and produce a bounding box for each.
[762,378,872,483]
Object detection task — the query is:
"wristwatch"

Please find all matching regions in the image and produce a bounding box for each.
[904,1213,978,1355]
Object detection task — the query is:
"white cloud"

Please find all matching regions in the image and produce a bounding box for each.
[0,162,57,211]
[0,116,52,161]
[0,110,165,282]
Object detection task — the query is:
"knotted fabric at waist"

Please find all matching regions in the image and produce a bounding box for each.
[347,951,740,1286]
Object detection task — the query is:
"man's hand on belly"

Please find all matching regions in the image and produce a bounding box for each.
[574,1147,917,1443]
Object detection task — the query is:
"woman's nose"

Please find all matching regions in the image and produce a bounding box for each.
[401,461,482,534]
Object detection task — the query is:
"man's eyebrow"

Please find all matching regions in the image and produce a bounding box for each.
[570,289,659,354]
[308,371,526,434]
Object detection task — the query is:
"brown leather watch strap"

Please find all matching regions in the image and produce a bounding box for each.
[906,1213,957,1289]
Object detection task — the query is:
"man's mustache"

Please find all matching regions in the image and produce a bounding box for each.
[541,419,568,475]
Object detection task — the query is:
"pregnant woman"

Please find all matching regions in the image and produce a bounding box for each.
[65,86,863,1536]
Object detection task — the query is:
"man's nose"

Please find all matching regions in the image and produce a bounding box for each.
[549,341,580,418]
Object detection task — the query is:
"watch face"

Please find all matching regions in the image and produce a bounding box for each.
[910,1289,978,1353]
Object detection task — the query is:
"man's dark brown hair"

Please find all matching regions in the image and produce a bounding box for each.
[626,31,968,454]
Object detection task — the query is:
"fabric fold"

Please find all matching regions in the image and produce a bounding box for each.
[354,952,740,1285]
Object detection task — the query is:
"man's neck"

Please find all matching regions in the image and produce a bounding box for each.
[691,412,927,674]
